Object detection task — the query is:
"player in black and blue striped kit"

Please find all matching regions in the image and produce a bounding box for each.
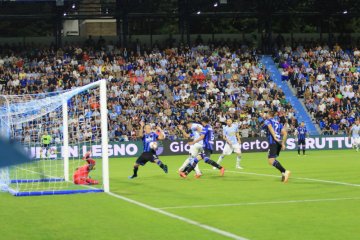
[296,122,307,156]
[129,122,168,179]
[179,117,225,178]
[262,111,291,183]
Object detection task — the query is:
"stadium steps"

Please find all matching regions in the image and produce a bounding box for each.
[260,56,319,135]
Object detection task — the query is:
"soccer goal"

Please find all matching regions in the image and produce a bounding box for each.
[0,80,109,196]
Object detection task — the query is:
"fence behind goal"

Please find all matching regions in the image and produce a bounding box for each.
[0,80,109,196]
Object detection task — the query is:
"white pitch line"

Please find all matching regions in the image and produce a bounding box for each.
[206,169,360,188]
[158,197,360,210]
[107,192,249,240]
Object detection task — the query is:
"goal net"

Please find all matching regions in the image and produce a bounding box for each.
[0,80,109,196]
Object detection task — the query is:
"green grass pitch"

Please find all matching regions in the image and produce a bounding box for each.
[1,149,360,240]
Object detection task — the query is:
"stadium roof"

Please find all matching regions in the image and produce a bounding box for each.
[0,0,360,20]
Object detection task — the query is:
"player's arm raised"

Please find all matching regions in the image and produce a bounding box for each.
[138,121,145,138]
[281,127,288,150]
[156,126,165,140]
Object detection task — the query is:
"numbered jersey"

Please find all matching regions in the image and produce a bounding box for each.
[201,124,214,151]
[263,118,283,144]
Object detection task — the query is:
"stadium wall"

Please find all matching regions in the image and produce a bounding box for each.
[0,33,354,46]
[27,135,353,159]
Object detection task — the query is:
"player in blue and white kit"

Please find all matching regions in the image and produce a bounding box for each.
[129,122,168,179]
[262,111,291,183]
[349,119,360,152]
[179,117,225,178]
[216,118,243,169]
[295,121,308,156]
[178,123,203,177]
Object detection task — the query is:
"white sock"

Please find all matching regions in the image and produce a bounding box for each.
[179,158,190,172]
[236,156,241,166]
[217,155,224,164]
[194,164,201,175]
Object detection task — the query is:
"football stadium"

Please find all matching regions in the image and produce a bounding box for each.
[0,0,360,239]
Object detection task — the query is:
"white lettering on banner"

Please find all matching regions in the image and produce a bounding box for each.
[113,144,138,156]
[69,146,78,157]
[315,137,326,148]
[92,145,102,157]
[126,144,138,156]
[336,137,343,148]
[108,145,113,156]
[256,140,262,149]
[216,141,224,151]
[286,138,296,150]
[306,138,315,149]
[260,141,269,149]
[327,137,335,148]
[345,137,352,148]
[184,143,190,152]
[242,142,249,150]
[250,141,256,149]
[113,144,124,156]
[170,142,180,152]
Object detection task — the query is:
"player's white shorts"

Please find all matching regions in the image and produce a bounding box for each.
[352,137,360,145]
[223,143,241,155]
[189,143,204,157]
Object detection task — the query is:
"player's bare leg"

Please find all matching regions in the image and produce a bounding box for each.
[268,158,290,183]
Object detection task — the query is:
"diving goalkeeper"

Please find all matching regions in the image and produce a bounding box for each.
[73,151,99,185]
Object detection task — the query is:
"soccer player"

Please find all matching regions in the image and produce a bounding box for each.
[179,116,225,178]
[216,118,243,169]
[262,111,291,183]
[40,131,52,158]
[73,151,99,185]
[128,122,168,179]
[177,123,202,177]
[295,121,308,156]
[349,120,360,152]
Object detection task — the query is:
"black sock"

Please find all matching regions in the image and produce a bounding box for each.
[302,147,305,155]
[133,166,139,176]
[272,160,286,173]
[298,148,300,154]
[159,163,165,169]
[183,165,190,172]
[185,165,195,175]
[205,159,222,169]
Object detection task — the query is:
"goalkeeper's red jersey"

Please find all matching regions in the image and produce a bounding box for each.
[73,165,89,181]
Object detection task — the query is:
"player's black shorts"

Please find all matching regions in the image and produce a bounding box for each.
[201,148,213,159]
[268,142,282,158]
[136,152,159,166]
[298,139,305,145]
[42,143,50,148]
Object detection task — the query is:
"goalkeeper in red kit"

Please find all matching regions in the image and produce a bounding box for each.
[73,151,99,185]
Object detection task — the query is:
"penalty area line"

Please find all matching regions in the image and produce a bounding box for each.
[107,191,249,240]
[159,197,360,210]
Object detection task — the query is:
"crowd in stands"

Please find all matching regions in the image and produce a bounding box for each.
[276,43,360,135]
[0,39,310,142]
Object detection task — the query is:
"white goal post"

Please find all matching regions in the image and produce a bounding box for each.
[0,79,109,196]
